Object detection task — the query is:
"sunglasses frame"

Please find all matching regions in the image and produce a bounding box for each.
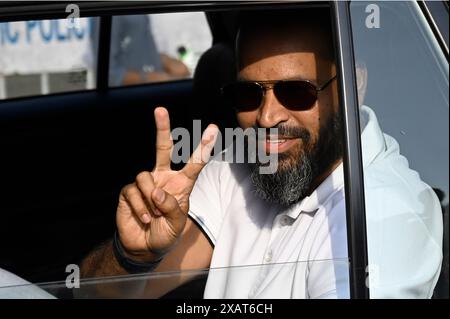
[221,75,337,111]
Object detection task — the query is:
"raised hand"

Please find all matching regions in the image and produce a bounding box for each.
[116,107,218,262]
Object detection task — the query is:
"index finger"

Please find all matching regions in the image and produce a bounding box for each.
[182,124,219,181]
[154,107,173,170]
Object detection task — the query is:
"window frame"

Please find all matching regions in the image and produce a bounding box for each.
[419,0,449,60]
[331,1,369,299]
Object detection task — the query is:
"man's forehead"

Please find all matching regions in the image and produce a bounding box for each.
[241,26,325,52]
[237,25,333,71]
[238,52,320,82]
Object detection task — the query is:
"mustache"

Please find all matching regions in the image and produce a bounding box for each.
[253,124,311,141]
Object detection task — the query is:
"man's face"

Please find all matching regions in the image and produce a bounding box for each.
[237,24,343,206]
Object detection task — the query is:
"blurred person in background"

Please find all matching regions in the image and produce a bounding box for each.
[91,15,189,86]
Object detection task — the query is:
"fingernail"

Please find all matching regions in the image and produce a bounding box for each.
[142,214,151,224]
[154,188,165,204]
[201,126,218,143]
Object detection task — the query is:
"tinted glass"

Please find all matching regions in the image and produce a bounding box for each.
[350,1,448,298]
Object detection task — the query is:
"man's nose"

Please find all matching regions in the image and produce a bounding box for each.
[256,89,289,128]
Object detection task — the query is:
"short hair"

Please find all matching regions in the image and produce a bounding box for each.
[235,7,335,65]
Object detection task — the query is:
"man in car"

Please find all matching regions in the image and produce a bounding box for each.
[81,9,442,298]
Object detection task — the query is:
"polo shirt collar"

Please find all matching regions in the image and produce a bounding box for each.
[285,162,345,220]
[278,105,385,220]
[360,105,386,167]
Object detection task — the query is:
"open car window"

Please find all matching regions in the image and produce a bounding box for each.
[0,4,353,300]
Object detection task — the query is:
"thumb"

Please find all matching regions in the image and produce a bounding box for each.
[151,188,184,220]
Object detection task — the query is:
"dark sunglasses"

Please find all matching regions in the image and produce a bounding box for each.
[221,75,336,112]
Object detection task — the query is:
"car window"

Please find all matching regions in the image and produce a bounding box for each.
[108,12,212,87]
[0,17,98,100]
[350,1,448,298]
[0,260,348,299]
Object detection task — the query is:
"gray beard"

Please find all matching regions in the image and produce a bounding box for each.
[248,113,343,207]
[250,152,316,206]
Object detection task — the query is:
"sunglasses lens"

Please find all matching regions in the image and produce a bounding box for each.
[222,82,262,111]
[274,81,317,110]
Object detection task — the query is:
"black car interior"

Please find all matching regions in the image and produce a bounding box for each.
[0,3,248,298]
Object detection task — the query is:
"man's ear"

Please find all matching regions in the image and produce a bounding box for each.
[355,60,368,107]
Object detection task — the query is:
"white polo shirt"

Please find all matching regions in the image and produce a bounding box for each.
[188,105,443,299]
[188,141,349,299]
[359,106,442,298]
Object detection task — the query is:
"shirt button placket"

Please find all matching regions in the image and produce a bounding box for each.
[280,215,291,226]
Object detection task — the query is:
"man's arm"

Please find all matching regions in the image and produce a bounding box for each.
[79,106,218,298]
[81,218,212,277]
[80,218,213,298]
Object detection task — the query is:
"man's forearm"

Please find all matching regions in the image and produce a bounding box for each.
[79,238,199,299]
[80,239,129,278]
[79,240,153,298]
